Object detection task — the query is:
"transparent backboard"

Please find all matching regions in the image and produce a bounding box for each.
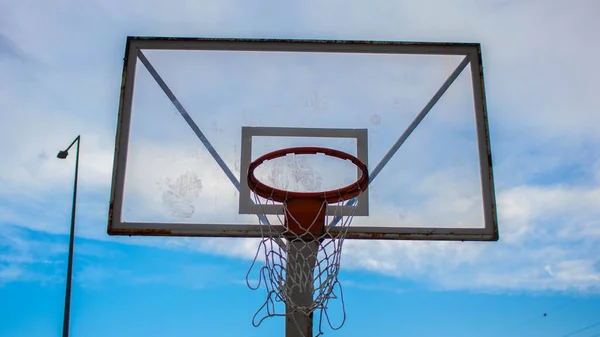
[107,37,498,241]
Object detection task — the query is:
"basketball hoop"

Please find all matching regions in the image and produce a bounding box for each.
[246,147,368,336]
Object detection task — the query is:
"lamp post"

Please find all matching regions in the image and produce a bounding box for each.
[57,135,80,337]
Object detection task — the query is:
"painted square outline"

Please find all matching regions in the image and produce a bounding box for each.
[239,127,369,216]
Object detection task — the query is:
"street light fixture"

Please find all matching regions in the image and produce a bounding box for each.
[57,135,80,337]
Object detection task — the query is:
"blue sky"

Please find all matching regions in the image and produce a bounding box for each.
[1,0,600,336]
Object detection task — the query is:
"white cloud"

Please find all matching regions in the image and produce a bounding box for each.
[337,183,600,293]
[0,225,67,285]
[0,265,22,284]
[123,181,600,293]
[1,0,599,295]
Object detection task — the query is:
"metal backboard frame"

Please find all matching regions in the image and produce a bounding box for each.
[107,36,498,241]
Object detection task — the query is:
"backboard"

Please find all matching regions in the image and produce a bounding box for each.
[107,36,498,241]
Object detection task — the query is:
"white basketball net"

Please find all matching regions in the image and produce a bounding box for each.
[246,193,359,336]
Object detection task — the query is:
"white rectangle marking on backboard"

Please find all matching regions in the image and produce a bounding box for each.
[238,127,369,216]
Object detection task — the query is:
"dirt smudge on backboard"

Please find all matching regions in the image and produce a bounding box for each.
[160,171,203,218]
[370,114,382,125]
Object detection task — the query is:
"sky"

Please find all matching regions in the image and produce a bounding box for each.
[1,0,600,336]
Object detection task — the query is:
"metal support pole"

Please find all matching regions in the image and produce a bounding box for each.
[285,240,318,337]
[57,135,80,337]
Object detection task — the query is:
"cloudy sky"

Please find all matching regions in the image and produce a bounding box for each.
[1,0,599,336]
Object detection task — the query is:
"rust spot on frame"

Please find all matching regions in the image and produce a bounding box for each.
[107,203,114,229]
[109,228,173,236]
[128,36,481,48]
